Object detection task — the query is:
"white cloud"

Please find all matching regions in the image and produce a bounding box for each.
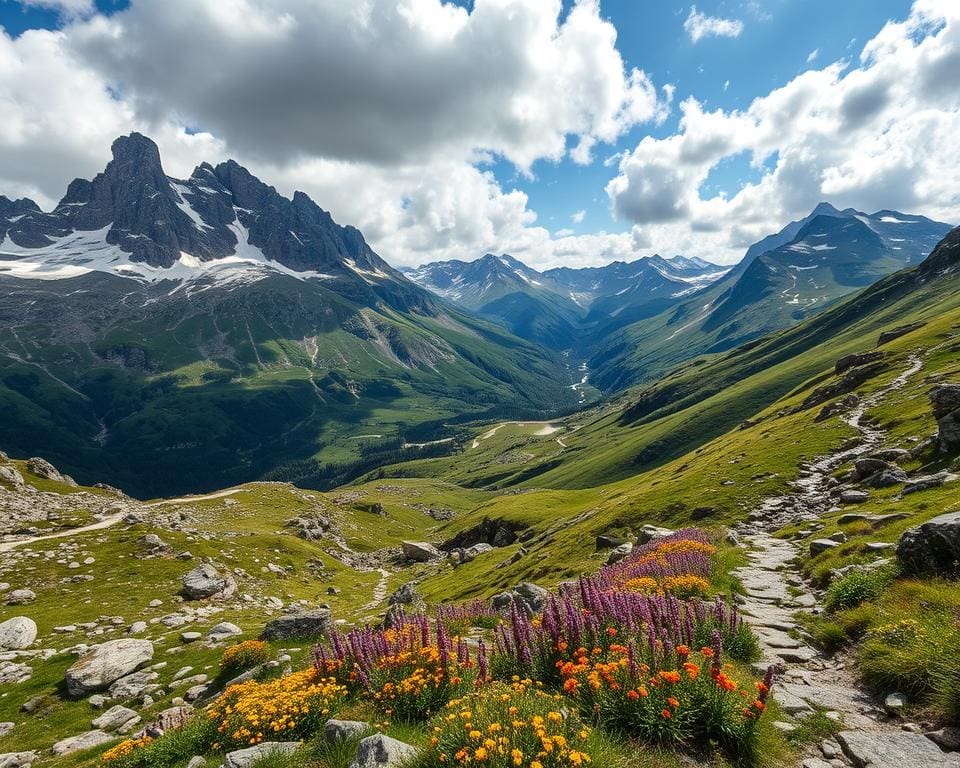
[684,5,744,43]
[723,79,730,91]
[554,228,575,237]
[806,47,819,62]
[571,209,586,223]
[607,0,960,264]
[0,0,676,270]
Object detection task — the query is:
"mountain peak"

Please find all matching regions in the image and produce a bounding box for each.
[109,132,164,174]
[811,201,842,216]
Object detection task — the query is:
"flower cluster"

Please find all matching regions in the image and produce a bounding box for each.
[206,668,346,749]
[219,640,271,677]
[866,618,927,647]
[101,736,153,764]
[422,680,594,768]
[559,631,774,748]
[313,611,477,721]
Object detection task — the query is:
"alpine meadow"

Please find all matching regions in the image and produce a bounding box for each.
[1,3,960,768]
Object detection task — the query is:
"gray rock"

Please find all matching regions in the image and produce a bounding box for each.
[25,457,62,481]
[855,457,894,479]
[0,752,38,768]
[513,582,549,614]
[836,351,884,374]
[0,724,12,739]
[324,719,371,742]
[127,621,148,634]
[349,734,418,768]
[0,617,37,650]
[207,622,242,642]
[224,742,300,768]
[637,525,673,544]
[5,589,35,605]
[0,662,31,684]
[903,471,958,495]
[931,384,960,452]
[66,638,154,696]
[108,669,159,699]
[459,543,493,563]
[92,704,139,732]
[260,610,331,640]
[595,534,625,549]
[180,632,202,643]
[180,564,231,600]
[387,582,420,606]
[897,511,960,576]
[864,468,908,488]
[877,322,926,346]
[810,539,840,555]
[186,758,207,768]
[51,730,112,756]
[0,466,24,489]
[926,727,960,751]
[606,542,633,564]
[400,541,441,562]
[870,448,910,463]
[885,692,907,714]
[836,730,960,768]
[839,490,869,504]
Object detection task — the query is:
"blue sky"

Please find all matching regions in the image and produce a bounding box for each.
[0,0,955,268]
[485,0,914,237]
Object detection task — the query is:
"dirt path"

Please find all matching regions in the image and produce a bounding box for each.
[732,354,931,763]
[361,567,391,612]
[0,512,128,553]
[144,488,243,507]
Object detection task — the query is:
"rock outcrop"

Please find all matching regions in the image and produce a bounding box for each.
[65,639,154,696]
[930,384,960,452]
[897,511,960,576]
[260,610,332,640]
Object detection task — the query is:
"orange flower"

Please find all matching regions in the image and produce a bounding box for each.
[658,670,681,685]
[682,662,700,680]
[661,708,672,719]
[676,645,689,657]
[626,689,640,701]
[606,627,618,637]
[563,678,578,694]
[667,697,679,708]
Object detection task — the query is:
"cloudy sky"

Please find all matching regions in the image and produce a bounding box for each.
[0,0,958,268]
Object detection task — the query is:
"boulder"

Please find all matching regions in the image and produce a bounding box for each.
[51,730,113,756]
[92,705,139,732]
[349,734,418,768]
[836,730,959,768]
[5,589,35,605]
[606,542,633,565]
[225,742,300,768]
[876,322,926,346]
[810,539,840,556]
[854,457,895,479]
[0,617,37,650]
[594,535,624,550]
[836,351,884,374]
[925,727,960,751]
[207,622,243,642]
[400,541,441,562]
[180,564,232,600]
[260,610,331,640]
[903,471,958,495]
[931,384,960,452]
[839,490,869,504]
[0,752,37,768]
[0,466,24,489]
[863,468,908,488]
[25,457,62,481]
[108,670,159,699]
[459,543,493,564]
[324,719,371,743]
[65,639,154,696]
[387,582,420,606]
[897,511,960,576]
[884,692,907,714]
[513,583,549,614]
[870,448,910,463]
[637,525,673,544]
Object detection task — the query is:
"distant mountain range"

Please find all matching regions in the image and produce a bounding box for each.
[0,134,580,496]
[588,202,952,390]
[403,252,726,348]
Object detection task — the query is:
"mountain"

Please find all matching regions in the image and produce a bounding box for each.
[587,202,953,391]
[0,134,579,497]
[402,253,583,348]
[404,252,726,349]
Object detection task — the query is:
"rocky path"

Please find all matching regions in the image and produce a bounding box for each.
[361,567,391,613]
[732,354,960,768]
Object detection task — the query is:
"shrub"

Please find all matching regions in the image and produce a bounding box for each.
[100,717,216,768]
[220,640,272,678]
[824,565,896,613]
[207,668,347,749]
[419,680,595,768]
